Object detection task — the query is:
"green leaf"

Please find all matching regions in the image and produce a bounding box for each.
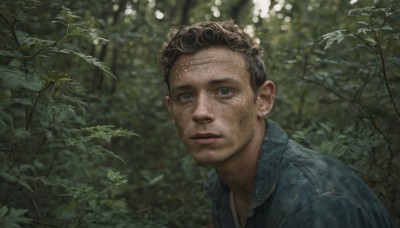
[0,67,42,91]
[0,172,34,193]
[356,21,369,27]
[98,147,127,163]
[0,206,32,228]
[380,26,394,31]
[11,128,30,139]
[88,28,109,43]
[0,172,18,183]
[0,98,32,106]
[388,57,400,65]
[0,50,22,58]
[61,50,116,79]
[107,169,128,185]
[357,28,371,34]
[364,37,377,45]
[16,31,55,50]
[17,180,34,193]
[320,30,347,50]
[149,174,164,185]
[81,125,139,142]
[55,6,80,23]
[47,103,76,123]
[0,206,7,218]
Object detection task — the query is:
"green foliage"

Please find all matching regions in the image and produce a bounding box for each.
[0,1,140,227]
[273,2,400,223]
[259,0,399,224]
[0,206,32,228]
[65,50,116,79]
[315,4,400,218]
[1,0,399,226]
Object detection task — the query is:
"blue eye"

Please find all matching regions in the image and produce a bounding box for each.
[177,93,194,102]
[216,88,233,96]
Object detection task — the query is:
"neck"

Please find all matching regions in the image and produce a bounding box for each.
[213,122,266,198]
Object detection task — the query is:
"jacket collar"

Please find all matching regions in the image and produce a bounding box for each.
[251,119,288,212]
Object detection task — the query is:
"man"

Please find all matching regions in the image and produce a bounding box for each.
[159,20,396,227]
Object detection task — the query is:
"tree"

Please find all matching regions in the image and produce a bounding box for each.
[1,0,398,226]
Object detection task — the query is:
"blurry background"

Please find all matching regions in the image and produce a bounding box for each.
[0,0,399,227]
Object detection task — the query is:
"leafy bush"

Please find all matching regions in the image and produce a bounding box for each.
[1,0,399,226]
[291,4,400,222]
[0,2,141,227]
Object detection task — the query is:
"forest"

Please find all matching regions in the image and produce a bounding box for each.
[0,0,399,227]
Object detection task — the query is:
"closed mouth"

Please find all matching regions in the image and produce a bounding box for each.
[189,133,221,145]
[189,133,221,139]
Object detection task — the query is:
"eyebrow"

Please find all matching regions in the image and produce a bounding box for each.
[209,78,240,85]
[170,84,192,93]
[170,77,240,93]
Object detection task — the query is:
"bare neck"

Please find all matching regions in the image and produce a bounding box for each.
[213,123,266,198]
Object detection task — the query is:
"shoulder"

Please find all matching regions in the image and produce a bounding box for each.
[265,140,395,227]
[282,195,382,228]
[280,140,373,200]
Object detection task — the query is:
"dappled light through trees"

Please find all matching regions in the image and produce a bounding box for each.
[0,0,399,227]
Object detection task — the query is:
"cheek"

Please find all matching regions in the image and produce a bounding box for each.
[170,106,189,132]
[238,106,254,127]
[224,96,256,128]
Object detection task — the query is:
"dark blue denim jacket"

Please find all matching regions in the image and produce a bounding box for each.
[204,120,396,228]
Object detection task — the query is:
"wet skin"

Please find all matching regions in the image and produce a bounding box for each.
[166,46,274,168]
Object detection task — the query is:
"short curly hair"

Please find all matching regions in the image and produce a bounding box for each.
[159,20,267,92]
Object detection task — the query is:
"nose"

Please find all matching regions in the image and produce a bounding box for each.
[192,94,214,124]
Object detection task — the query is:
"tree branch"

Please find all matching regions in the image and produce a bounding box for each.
[374,16,400,116]
[0,13,20,48]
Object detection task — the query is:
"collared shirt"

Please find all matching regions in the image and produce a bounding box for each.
[204,120,397,228]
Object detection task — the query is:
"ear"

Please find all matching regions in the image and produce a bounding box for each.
[165,96,176,125]
[256,80,275,118]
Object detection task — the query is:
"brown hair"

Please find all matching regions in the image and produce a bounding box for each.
[159,20,267,92]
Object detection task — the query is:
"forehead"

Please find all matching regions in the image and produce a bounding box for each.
[171,46,249,73]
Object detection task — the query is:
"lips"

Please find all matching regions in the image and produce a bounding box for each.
[189,132,221,145]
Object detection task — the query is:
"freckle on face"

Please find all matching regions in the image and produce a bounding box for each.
[167,46,259,165]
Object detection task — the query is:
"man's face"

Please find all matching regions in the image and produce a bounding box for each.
[166,46,269,165]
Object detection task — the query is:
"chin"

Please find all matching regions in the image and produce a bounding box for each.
[192,159,209,167]
[191,153,228,166]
